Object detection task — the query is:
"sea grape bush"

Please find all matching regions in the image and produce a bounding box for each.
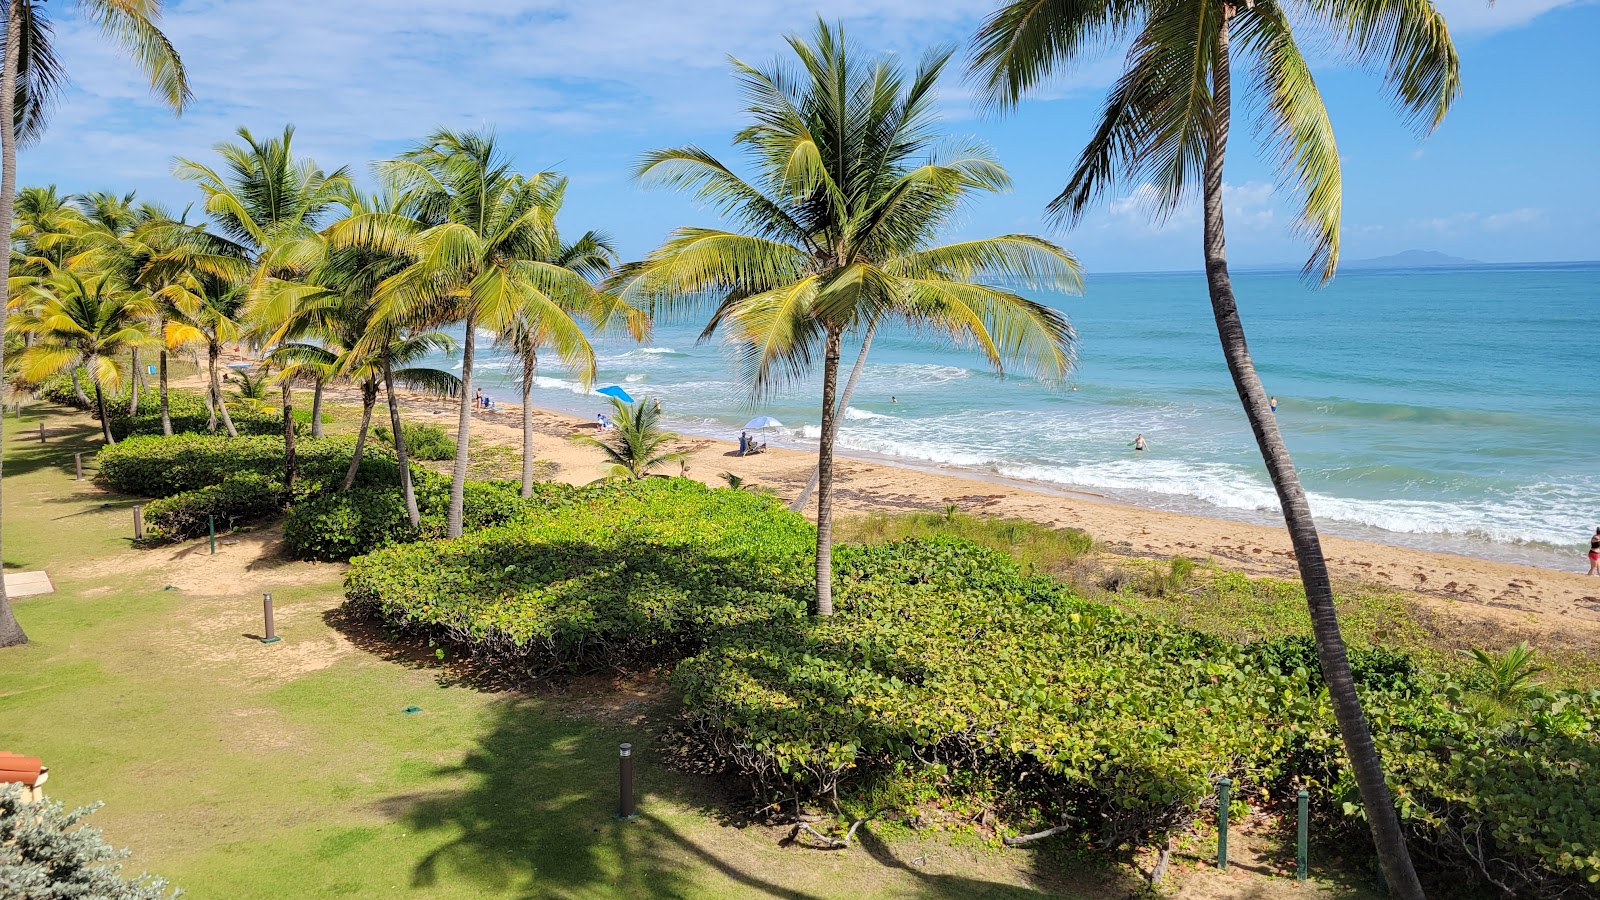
[344,484,1600,896]
[97,434,399,498]
[344,479,813,675]
[142,473,282,541]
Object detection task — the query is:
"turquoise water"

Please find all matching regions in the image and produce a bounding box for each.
[459,262,1600,571]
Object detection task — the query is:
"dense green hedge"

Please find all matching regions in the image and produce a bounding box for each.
[282,477,572,562]
[375,423,455,461]
[344,479,813,674]
[142,473,284,541]
[38,373,301,438]
[342,484,1600,897]
[98,434,399,499]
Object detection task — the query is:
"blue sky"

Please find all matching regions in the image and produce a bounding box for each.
[19,0,1597,274]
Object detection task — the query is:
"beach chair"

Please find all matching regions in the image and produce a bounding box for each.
[0,752,48,803]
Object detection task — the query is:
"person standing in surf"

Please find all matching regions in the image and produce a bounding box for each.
[1588,527,1599,576]
[1270,395,1278,413]
[1133,434,1147,452]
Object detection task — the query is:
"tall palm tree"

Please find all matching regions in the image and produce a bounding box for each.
[13,265,155,444]
[175,126,352,493]
[494,205,644,498]
[159,270,246,437]
[633,21,1080,616]
[0,0,190,649]
[333,131,606,538]
[969,3,1458,895]
[577,396,684,481]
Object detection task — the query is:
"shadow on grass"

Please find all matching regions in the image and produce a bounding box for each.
[4,404,104,480]
[375,694,1092,900]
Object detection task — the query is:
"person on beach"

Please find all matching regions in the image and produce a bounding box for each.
[1270,395,1278,413]
[653,398,661,413]
[474,388,483,410]
[891,395,898,403]
[738,431,749,456]
[1589,527,1599,576]
[1133,434,1146,452]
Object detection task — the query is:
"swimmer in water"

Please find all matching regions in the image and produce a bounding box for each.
[1133,434,1146,452]
[1270,395,1278,413]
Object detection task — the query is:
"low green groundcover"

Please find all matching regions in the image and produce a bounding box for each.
[345,480,1600,897]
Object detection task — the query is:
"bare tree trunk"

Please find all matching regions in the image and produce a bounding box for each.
[520,353,536,498]
[1205,14,1422,899]
[342,380,377,492]
[127,349,141,416]
[383,359,420,527]
[813,327,843,616]
[158,342,172,436]
[792,319,877,513]
[281,377,297,495]
[0,0,30,647]
[310,377,325,439]
[447,313,475,539]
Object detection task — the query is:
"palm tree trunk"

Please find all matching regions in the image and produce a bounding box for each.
[127,349,141,416]
[792,319,877,513]
[446,312,476,539]
[310,377,325,439]
[342,380,377,492]
[92,372,115,446]
[281,378,297,495]
[158,344,172,436]
[1205,14,1422,899]
[520,353,536,499]
[812,327,843,617]
[70,367,90,407]
[208,343,237,437]
[383,359,420,527]
[0,1,29,648]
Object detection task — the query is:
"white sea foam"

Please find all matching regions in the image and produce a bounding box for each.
[843,408,896,421]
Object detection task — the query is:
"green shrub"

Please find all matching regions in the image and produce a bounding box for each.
[142,473,284,541]
[0,784,179,899]
[343,479,813,674]
[98,434,400,499]
[839,509,1093,573]
[375,423,455,461]
[106,388,284,439]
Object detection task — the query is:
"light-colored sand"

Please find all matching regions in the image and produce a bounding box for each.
[180,359,1600,650]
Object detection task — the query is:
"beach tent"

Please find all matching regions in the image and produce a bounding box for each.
[596,385,635,403]
[743,416,784,429]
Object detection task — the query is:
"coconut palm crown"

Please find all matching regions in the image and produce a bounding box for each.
[631,19,1081,616]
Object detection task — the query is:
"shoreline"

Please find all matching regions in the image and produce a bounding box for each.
[387,385,1600,648]
[178,361,1600,649]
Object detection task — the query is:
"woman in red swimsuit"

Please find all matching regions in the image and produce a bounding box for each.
[1589,527,1600,576]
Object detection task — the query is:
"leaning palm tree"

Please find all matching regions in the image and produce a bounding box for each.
[13,266,156,444]
[632,21,1080,616]
[0,0,190,649]
[332,132,603,538]
[969,3,1459,895]
[577,396,684,481]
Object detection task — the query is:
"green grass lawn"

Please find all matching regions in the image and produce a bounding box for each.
[1,404,1381,899]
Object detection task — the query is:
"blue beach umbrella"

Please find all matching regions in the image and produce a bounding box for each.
[596,385,635,403]
[743,416,784,429]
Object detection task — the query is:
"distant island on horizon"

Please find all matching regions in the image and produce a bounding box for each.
[1341,249,1481,269]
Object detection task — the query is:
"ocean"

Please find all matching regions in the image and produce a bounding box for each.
[453,262,1600,572]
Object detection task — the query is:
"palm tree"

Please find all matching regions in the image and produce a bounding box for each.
[0,0,190,649]
[578,396,684,481]
[159,267,247,437]
[13,265,155,444]
[175,126,352,493]
[224,366,275,415]
[333,131,605,538]
[493,200,644,497]
[969,3,1458,895]
[633,21,1080,616]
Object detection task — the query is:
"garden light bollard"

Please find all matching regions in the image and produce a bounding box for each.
[132,505,144,540]
[74,452,83,480]
[617,743,637,819]
[260,592,281,644]
[37,422,45,443]
[1297,789,1308,881]
[1216,778,1231,871]
[209,515,216,555]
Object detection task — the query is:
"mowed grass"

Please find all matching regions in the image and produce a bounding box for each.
[0,405,1111,900]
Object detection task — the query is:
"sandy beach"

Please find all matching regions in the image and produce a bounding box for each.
[251,367,1598,655]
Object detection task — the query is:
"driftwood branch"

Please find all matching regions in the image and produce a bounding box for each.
[1003,823,1075,847]
[789,819,867,850]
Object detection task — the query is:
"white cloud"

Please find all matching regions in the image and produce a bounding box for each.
[1406,207,1548,235]
[1434,0,1582,33]
[1103,181,1277,234]
[1482,207,1547,232]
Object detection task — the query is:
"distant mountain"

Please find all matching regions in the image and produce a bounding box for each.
[1343,249,1481,269]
